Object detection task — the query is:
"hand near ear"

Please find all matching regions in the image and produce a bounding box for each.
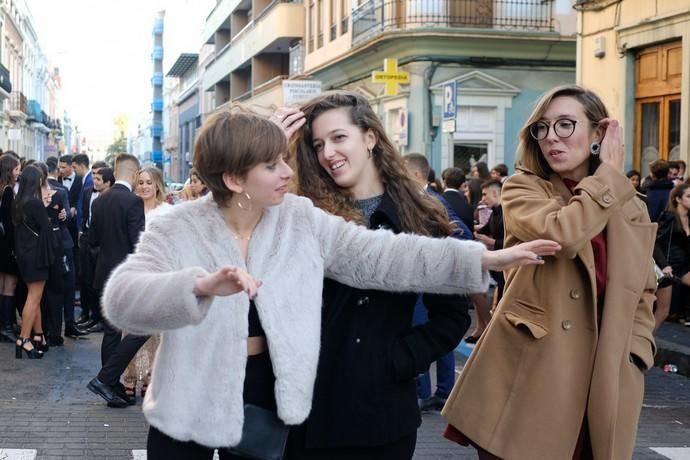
[598,118,624,172]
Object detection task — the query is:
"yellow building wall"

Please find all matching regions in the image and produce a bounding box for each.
[578,0,690,168]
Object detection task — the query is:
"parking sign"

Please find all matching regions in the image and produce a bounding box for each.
[443,81,457,121]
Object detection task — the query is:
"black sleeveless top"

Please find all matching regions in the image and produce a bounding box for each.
[248,301,265,337]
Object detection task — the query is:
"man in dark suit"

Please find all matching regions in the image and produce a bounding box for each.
[441,167,474,232]
[404,153,473,411]
[71,154,93,231]
[76,163,109,329]
[86,153,148,408]
[59,154,82,274]
[46,157,87,341]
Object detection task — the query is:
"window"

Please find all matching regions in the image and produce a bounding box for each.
[308,1,315,52]
[317,0,324,48]
[341,0,349,34]
[330,0,337,41]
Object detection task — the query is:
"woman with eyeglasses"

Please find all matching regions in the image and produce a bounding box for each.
[441,85,657,459]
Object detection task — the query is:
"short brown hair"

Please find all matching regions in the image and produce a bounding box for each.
[442,167,466,189]
[649,159,670,179]
[193,109,287,207]
[114,153,140,172]
[481,179,503,191]
[491,163,509,177]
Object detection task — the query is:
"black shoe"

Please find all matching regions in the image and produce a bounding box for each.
[87,378,128,408]
[65,325,89,337]
[79,319,98,329]
[419,395,446,412]
[464,334,482,344]
[114,383,137,406]
[75,315,91,325]
[0,326,18,343]
[15,338,43,359]
[32,332,49,353]
[85,322,104,333]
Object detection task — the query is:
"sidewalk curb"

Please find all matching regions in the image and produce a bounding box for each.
[655,337,690,377]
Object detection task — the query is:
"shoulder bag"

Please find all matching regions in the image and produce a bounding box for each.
[225,404,289,460]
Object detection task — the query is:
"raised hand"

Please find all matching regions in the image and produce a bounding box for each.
[598,118,624,172]
[193,266,262,299]
[270,107,306,139]
[481,239,561,272]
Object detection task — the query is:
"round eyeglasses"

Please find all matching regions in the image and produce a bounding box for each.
[529,119,578,141]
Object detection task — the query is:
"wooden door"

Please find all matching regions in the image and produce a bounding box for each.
[634,40,682,176]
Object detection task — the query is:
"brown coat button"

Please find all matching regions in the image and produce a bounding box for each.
[570,289,581,299]
[562,320,572,330]
[603,194,612,203]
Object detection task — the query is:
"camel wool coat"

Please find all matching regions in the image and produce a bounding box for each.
[442,163,657,460]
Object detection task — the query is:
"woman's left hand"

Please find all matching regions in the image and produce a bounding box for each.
[598,118,625,172]
[481,240,561,272]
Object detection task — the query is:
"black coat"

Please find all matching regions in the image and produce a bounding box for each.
[89,183,145,290]
[442,189,474,232]
[654,211,690,272]
[14,197,54,282]
[63,174,83,210]
[47,178,74,251]
[300,193,471,449]
[80,186,94,235]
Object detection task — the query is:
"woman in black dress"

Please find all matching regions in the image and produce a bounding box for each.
[13,165,54,359]
[0,153,21,343]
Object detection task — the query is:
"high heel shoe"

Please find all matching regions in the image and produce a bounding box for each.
[15,338,43,359]
[32,332,49,353]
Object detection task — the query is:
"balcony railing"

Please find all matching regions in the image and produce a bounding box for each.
[289,41,305,77]
[352,0,554,46]
[10,91,27,114]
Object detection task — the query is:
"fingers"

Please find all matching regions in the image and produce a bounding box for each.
[518,239,561,256]
[221,266,261,299]
[271,107,306,138]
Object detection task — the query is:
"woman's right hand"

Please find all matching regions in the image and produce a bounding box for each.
[662,266,673,276]
[481,240,561,272]
[193,266,262,299]
[270,107,306,139]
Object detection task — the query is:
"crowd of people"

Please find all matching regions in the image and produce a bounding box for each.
[0,151,208,374]
[0,84,667,459]
[625,158,690,329]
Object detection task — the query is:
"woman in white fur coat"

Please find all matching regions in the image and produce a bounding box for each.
[103,110,559,460]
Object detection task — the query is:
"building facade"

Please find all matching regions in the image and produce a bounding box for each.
[202,0,305,114]
[151,11,165,168]
[577,0,689,177]
[302,0,578,173]
[1,0,61,160]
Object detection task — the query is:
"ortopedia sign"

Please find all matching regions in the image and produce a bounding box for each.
[371,59,410,96]
[283,80,322,106]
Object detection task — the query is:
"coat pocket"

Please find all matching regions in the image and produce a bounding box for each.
[503,311,548,339]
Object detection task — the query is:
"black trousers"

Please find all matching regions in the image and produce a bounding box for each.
[42,258,64,340]
[62,251,76,327]
[97,295,150,385]
[97,331,150,386]
[147,352,277,460]
[78,234,98,321]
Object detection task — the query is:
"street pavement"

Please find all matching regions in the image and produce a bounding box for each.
[0,326,688,459]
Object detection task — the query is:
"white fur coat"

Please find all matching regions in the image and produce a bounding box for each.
[103,193,489,448]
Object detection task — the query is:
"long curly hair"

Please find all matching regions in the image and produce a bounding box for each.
[290,91,453,236]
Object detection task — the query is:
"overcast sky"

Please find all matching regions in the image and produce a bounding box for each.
[28,0,213,153]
